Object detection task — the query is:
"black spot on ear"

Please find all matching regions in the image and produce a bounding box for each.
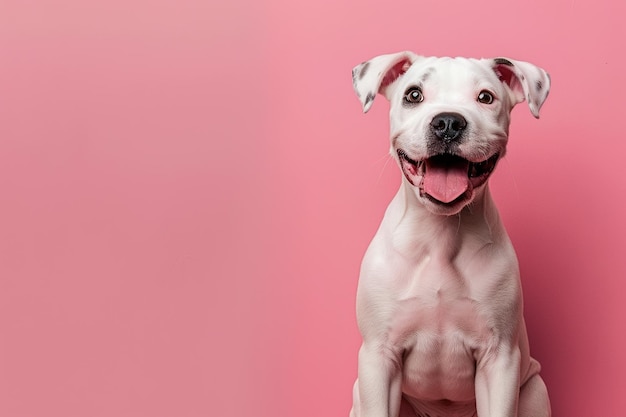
[494,58,514,67]
[359,62,370,80]
[364,92,375,107]
[536,80,543,91]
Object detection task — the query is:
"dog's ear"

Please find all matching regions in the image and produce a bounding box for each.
[352,51,419,113]
[491,57,550,119]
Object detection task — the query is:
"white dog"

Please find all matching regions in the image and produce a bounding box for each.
[349,52,551,417]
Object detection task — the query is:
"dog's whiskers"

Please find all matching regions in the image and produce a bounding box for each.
[374,153,395,185]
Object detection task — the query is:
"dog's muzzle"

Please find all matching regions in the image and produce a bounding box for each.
[398,150,499,204]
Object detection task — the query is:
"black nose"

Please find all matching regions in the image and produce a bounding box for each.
[430,113,467,142]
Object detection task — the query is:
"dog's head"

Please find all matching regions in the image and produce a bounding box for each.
[352,51,550,215]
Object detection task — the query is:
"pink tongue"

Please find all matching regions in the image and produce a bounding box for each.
[423,159,470,203]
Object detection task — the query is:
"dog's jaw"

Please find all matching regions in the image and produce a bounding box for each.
[397,149,500,215]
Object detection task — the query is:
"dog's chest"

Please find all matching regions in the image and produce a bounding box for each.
[381,255,497,400]
[387,268,491,351]
[387,268,480,401]
[362,246,499,342]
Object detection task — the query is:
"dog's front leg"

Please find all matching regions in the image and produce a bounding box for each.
[355,343,403,417]
[474,344,521,417]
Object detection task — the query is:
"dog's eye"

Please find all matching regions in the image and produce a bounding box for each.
[477,90,495,104]
[404,87,424,104]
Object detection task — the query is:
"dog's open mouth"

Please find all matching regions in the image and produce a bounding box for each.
[397,150,499,204]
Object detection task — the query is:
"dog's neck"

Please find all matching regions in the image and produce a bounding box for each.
[383,181,506,261]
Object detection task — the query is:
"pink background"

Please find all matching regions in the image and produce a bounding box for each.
[0,0,624,416]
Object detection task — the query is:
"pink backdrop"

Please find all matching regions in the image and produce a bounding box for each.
[0,0,624,416]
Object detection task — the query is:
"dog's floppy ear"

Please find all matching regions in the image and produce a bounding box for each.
[491,57,550,119]
[352,51,419,113]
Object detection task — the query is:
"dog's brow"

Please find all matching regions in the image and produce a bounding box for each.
[420,67,435,83]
